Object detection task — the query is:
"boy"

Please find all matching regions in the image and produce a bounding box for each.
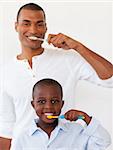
[11,78,111,150]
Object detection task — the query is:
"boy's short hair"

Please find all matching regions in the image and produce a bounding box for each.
[32,78,63,99]
[17,3,45,22]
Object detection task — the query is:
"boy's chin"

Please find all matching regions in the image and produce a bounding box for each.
[45,118,58,124]
[41,118,58,125]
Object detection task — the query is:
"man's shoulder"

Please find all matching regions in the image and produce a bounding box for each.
[1,57,18,72]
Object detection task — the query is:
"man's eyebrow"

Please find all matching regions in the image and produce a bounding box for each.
[37,20,44,23]
[20,20,45,24]
[22,20,30,22]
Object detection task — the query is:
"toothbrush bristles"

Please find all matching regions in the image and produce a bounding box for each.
[47,115,58,119]
[37,38,45,41]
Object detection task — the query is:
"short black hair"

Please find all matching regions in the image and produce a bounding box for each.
[17,3,45,22]
[32,78,63,99]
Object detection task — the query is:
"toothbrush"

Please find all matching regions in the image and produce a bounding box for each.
[47,115,85,120]
[36,34,55,42]
[36,37,46,42]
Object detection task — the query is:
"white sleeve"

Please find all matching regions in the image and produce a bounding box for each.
[0,88,16,138]
[10,138,22,150]
[76,55,113,88]
[82,117,111,150]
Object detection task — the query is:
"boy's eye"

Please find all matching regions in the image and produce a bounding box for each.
[51,99,59,104]
[37,100,46,104]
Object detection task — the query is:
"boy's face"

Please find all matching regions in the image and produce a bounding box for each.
[32,85,64,124]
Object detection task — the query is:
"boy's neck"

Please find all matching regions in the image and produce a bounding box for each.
[37,119,58,138]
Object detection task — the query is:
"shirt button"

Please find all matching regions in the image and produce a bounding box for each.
[33,75,35,78]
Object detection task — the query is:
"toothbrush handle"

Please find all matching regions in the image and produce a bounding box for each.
[59,115,65,119]
[59,115,85,120]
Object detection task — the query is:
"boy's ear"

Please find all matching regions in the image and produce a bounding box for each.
[61,100,64,108]
[31,101,34,108]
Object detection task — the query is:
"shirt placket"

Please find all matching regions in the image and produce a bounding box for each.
[46,127,61,149]
[24,59,36,79]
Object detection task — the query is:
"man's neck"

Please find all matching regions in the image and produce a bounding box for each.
[17,47,44,68]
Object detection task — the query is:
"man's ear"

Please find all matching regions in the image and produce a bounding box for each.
[45,23,47,33]
[15,22,18,32]
[31,101,34,108]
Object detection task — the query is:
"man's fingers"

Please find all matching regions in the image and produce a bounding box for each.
[47,34,56,44]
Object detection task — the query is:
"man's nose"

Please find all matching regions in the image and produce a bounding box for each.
[29,25,37,34]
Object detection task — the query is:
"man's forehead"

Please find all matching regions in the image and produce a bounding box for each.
[18,9,45,21]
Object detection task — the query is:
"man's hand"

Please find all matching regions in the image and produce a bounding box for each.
[47,33,80,50]
[48,33,113,79]
[0,137,11,150]
[64,109,92,125]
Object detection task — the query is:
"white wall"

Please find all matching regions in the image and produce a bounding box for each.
[0,1,112,149]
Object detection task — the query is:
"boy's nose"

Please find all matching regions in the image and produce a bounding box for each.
[44,101,53,109]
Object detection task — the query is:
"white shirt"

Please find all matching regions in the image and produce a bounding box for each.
[0,48,112,138]
[10,118,111,150]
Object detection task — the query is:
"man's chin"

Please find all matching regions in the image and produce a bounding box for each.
[26,45,42,50]
[23,41,43,49]
[30,44,42,50]
[30,47,40,51]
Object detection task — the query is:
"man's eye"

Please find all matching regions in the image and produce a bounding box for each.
[37,23,45,27]
[22,22,30,26]
[37,100,46,104]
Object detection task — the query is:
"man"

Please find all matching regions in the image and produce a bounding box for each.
[0,3,113,150]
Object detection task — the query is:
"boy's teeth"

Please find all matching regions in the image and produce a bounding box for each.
[28,36,38,40]
[45,113,53,116]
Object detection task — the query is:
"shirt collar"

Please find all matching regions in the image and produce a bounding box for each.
[14,49,48,62]
[29,118,43,136]
[29,118,68,136]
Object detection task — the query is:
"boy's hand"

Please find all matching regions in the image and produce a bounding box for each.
[64,109,92,125]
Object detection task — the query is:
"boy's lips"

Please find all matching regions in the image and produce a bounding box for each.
[44,113,54,116]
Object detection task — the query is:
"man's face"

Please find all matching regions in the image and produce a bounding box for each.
[32,85,64,124]
[15,9,47,50]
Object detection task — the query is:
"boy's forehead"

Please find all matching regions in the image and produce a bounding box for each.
[34,85,61,95]
[35,84,60,91]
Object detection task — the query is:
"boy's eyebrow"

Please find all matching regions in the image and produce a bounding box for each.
[51,97,60,99]
[36,96,45,99]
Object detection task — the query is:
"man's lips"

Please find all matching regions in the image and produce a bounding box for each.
[27,36,44,41]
